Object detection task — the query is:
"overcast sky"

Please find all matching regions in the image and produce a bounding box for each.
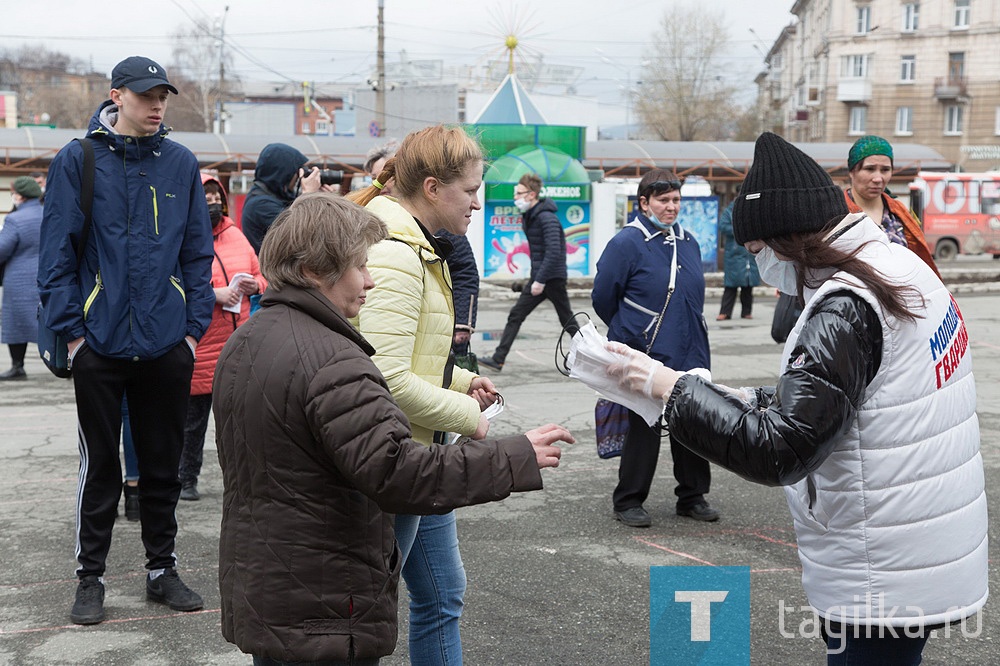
[2,0,796,123]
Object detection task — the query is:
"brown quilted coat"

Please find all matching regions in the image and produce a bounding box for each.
[213,285,543,661]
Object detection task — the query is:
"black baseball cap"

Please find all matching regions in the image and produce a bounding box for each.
[111,56,179,94]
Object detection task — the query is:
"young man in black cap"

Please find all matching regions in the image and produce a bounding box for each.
[38,55,214,625]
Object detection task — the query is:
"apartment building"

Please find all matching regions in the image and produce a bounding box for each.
[758,0,1000,170]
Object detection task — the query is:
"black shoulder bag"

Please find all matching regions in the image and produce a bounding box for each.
[38,137,95,378]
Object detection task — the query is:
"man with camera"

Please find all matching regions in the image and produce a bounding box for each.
[241,143,340,254]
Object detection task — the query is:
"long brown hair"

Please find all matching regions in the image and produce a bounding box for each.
[346,125,483,207]
[767,222,925,324]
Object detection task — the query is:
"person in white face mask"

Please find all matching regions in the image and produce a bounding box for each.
[479,172,578,372]
[605,132,987,665]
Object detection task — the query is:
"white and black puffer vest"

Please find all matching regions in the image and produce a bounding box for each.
[781,217,988,629]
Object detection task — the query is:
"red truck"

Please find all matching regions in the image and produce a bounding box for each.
[909,171,1000,261]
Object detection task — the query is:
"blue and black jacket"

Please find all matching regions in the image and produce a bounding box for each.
[38,99,214,360]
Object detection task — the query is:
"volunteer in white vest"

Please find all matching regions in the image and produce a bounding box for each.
[605,132,987,666]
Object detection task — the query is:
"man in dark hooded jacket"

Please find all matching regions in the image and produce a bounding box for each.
[480,173,578,371]
[241,143,326,254]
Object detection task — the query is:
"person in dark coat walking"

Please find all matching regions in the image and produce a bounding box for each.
[717,198,760,320]
[480,173,578,371]
[0,176,43,380]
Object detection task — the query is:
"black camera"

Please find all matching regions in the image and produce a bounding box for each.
[306,167,344,186]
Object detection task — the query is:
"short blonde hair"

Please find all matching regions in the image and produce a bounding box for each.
[259,193,388,290]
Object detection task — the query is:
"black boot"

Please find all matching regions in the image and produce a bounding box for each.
[0,364,26,381]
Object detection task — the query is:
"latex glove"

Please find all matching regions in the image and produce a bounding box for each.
[605,342,680,401]
[530,281,545,296]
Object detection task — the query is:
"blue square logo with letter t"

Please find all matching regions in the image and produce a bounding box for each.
[650,566,750,665]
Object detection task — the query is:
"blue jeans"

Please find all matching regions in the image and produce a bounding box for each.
[822,623,929,665]
[394,512,466,666]
[121,397,139,482]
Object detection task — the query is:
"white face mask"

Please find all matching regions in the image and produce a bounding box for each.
[645,211,670,230]
[755,246,798,296]
[514,198,531,213]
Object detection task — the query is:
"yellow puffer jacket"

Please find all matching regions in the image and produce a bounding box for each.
[355,196,480,445]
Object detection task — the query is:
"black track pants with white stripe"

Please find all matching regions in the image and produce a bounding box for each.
[71,342,194,578]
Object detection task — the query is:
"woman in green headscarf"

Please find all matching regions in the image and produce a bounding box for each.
[843,134,939,276]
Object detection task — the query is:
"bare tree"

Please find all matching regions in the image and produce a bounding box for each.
[168,18,238,132]
[634,5,745,141]
[0,45,106,129]
[730,100,766,141]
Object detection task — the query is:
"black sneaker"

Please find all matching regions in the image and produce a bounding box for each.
[70,575,105,625]
[613,506,652,528]
[478,355,503,372]
[677,502,720,522]
[179,483,200,501]
[146,569,203,611]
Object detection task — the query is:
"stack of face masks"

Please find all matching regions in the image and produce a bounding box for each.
[566,321,664,426]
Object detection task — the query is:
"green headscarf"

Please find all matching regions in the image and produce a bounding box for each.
[848,135,893,170]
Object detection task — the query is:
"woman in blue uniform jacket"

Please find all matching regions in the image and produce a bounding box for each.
[591,168,717,528]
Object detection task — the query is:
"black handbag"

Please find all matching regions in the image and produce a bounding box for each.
[594,224,678,458]
[38,137,94,378]
[770,292,803,344]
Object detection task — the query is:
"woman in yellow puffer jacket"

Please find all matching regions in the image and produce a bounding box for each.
[348,125,497,665]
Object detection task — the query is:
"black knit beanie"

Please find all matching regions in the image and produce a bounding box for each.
[733,132,848,245]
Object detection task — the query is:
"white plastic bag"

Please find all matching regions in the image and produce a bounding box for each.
[566,322,664,426]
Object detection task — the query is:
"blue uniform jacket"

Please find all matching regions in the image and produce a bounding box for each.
[38,100,214,360]
[591,214,710,371]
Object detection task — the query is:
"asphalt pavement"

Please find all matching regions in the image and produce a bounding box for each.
[1,284,998,665]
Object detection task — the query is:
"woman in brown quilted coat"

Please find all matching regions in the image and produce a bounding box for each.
[213,193,573,665]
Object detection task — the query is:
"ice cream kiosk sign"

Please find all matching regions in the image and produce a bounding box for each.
[484,182,590,278]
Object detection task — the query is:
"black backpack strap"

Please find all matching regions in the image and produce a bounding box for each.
[74,137,95,264]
